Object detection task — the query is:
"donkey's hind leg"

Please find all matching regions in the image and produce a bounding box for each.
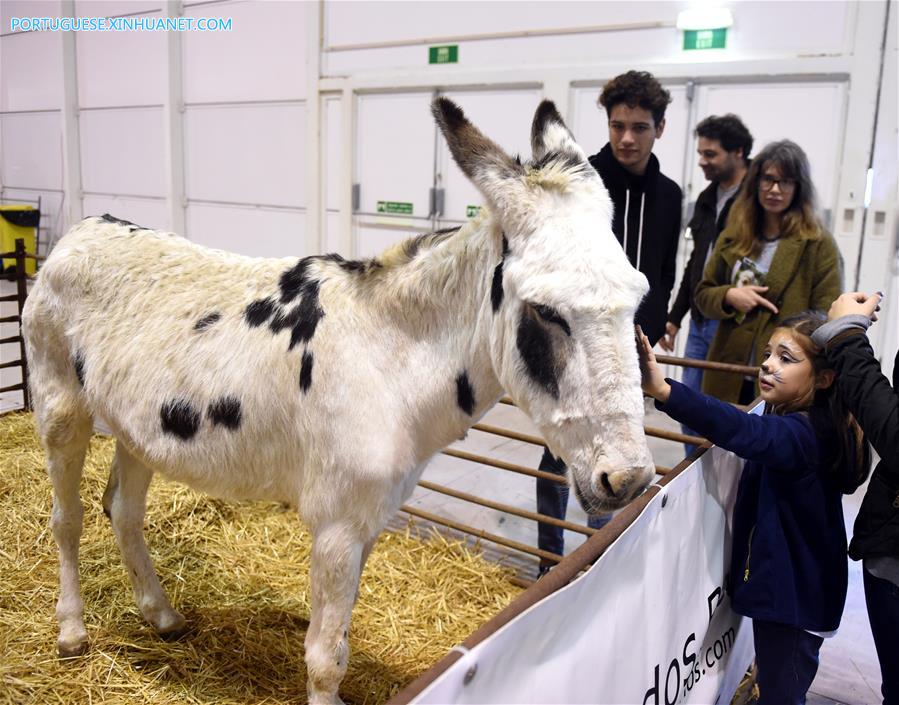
[43,409,93,657]
[106,442,186,638]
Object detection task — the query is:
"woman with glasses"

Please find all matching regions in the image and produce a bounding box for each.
[694,140,843,404]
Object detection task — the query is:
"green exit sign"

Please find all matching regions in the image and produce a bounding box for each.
[683,27,727,50]
[466,205,481,218]
[429,45,458,64]
[376,200,413,215]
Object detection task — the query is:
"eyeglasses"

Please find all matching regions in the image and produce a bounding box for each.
[759,175,796,192]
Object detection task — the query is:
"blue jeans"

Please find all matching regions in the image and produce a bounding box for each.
[535,447,611,558]
[752,619,823,705]
[864,563,899,704]
[681,317,719,455]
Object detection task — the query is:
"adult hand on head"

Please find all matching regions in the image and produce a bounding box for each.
[827,291,882,322]
[658,322,679,352]
[636,325,670,403]
[724,285,779,315]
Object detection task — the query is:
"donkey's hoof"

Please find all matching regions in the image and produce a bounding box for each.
[307,690,345,705]
[156,611,188,641]
[58,636,89,658]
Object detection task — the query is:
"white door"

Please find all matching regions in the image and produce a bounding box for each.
[354,91,436,257]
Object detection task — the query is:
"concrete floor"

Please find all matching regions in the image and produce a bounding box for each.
[0,279,883,704]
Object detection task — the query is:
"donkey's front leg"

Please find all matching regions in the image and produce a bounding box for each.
[305,522,366,705]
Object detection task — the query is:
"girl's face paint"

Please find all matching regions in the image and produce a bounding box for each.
[758,330,816,407]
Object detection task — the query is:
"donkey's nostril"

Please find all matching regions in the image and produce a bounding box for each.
[600,472,614,496]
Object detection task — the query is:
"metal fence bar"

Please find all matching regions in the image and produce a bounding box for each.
[14,240,30,409]
[444,447,670,479]
[471,422,544,446]
[400,505,563,563]
[656,353,759,376]
[644,426,707,446]
[472,420,707,448]
[441,448,566,484]
[417,479,596,536]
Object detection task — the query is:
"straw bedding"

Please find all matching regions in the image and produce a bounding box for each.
[0,412,523,704]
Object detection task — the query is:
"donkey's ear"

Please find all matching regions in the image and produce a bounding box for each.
[531,100,587,163]
[432,97,525,209]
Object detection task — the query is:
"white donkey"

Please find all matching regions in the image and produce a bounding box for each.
[23,98,653,704]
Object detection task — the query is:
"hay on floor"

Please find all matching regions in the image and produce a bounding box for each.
[0,412,523,704]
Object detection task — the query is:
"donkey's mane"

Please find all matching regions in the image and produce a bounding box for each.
[320,212,496,311]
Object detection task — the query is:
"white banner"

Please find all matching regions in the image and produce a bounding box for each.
[412,445,755,705]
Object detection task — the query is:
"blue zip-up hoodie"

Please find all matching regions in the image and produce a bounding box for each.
[658,380,850,632]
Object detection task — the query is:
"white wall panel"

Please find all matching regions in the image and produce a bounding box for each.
[857,7,897,376]
[75,1,162,16]
[572,84,690,194]
[182,0,306,104]
[325,1,850,76]
[82,195,168,232]
[327,1,676,47]
[324,96,343,212]
[437,89,542,223]
[79,107,165,197]
[187,202,305,258]
[2,1,61,31]
[0,31,63,111]
[184,103,305,207]
[324,210,341,255]
[355,92,434,217]
[727,2,851,56]
[326,29,679,77]
[689,82,847,218]
[75,10,165,108]
[0,112,62,189]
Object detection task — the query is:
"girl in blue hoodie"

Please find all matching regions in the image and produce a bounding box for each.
[638,312,870,705]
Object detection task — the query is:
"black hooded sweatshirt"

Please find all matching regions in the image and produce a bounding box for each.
[588,144,682,345]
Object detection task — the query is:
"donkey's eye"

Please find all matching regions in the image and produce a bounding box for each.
[532,304,571,337]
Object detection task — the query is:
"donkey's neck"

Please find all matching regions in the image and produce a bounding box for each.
[370,213,506,453]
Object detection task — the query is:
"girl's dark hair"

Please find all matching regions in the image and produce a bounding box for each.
[726,140,822,259]
[770,311,871,493]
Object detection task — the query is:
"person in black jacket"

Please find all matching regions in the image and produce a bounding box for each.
[660,114,752,452]
[588,70,683,346]
[535,71,682,573]
[811,291,898,705]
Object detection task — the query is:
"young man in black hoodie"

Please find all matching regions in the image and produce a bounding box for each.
[536,71,682,573]
[660,114,752,452]
[589,70,683,346]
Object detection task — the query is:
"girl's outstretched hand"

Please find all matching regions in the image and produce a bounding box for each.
[827,291,882,322]
[636,325,671,403]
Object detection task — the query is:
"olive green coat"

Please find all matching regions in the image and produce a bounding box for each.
[693,230,843,403]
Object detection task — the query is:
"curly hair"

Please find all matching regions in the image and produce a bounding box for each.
[726,140,821,258]
[598,71,671,125]
[695,114,753,159]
